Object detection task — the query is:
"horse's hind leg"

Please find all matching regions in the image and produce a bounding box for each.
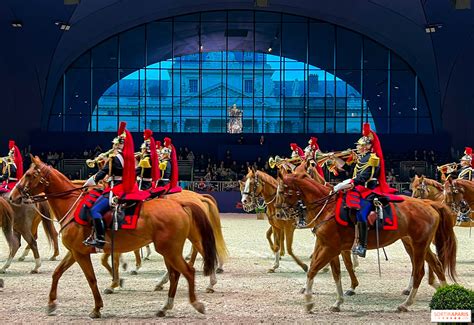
[425,248,446,289]
[0,231,21,273]
[400,238,415,295]
[268,226,281,273]
[341,250,359,296]
[155,271,170,291]
[22,232,41,273]
[103,253,122,294]
[284,224,308,272]
[329,255,344,312]
[19,214,41,261]
[156,261,179,317]
[18,245,31,261]
[192,241,217,293]
[130,249,142,275]
[144,245,152,260]
[48,251,76,315]
[73,252,104,318]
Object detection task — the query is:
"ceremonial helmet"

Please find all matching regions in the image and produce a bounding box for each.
[290,143,304,159]
[356,123,374,146]
[141,129,153,152]
[7,140,15,160]
[308,137,319,150]
[161,137,172,158]
[460,147,473,163]
[112,122,127,146]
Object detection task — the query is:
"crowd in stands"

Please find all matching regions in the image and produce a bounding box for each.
[16,144,461,187]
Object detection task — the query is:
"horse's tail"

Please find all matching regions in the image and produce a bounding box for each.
[202,196,229,263]
[0,197,14,240]
[431,201,458,282]
[201,193,218,207]
[184,202,218,276]
[38,202,57,249]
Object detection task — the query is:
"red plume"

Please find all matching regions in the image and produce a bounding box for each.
[290,143,297,150]
[310,137,319,150]
[362,123,371,137]
[143,129,153,140]
[465,147,472,155]
[11,144,23,179]
[118,121,126,136]
[155,141,161,149]
[164,137,172,147]
[122,129,135,194]
[9,140,15,150]
[148,136,160,186]
[169,144,179,189]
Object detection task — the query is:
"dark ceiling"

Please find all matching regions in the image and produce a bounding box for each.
[0,0,473,146]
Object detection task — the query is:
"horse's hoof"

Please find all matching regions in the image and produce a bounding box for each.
[30,269,39,274]
[329,306,341,312]
[402,289,410,296]
[0,269,6,274]
[103,287,114,294]
[144,257,151,261]
[18,257,26,262]
[192,301,205,314]
[302,264,308,273]
[156,309,166,317]
[267,268,275,273]
[122,263,128,271]
[130,270,138,276]
[206,288,215,293]
[119,279,125,288]
[0,278,4,289]
[49,256,57,261]
[397,305,408,312]
[305,302,314,313]
[47,302,57,316]
[344,289,356,296]
[89,310,101,319]
[154,285,164,291]
[216,268,224,274]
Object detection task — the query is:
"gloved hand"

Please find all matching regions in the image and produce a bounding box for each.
[333,179,353,192]
[84,176,96,187]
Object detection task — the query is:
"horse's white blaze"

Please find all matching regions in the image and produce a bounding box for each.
[241,178,251,203]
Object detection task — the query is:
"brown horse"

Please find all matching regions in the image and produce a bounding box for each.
[0,195,58,273]
[444,178,474,221]
[240,169,360,295]
[276,173,457,312]
[100,190,228,294]
[10,156,217,318]
[412,175,473,227]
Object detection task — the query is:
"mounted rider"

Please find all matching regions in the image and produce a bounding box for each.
[457,147,473,181]
[288,143,308,229]
[333,123,396,258]
[136,129,160,190]
[303,136,325,178]
[0,141,23,192]
[83,122,137,248]
[157,137,179,191]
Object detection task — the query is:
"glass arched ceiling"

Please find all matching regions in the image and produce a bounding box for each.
[93,51,374,133]
[49,10,433,134]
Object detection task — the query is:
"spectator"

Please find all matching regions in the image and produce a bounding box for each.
[224,150,232,167]
[259,135,265,145]
[409,166,418,181]
[186,150,195,161]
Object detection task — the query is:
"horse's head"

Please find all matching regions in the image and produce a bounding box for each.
[443,176,467,214]
[412,175,429,199]
[9,155,50,204]
[239,167,264,212]
[274,173,306,218]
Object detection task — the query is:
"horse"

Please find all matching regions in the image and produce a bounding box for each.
[100,190,228,294]
[0,195,58,273]
[444,178,474,222]
[412,175,473,227]
[10,156,218,318]
[276,173,457,312]
[240,168,360,295]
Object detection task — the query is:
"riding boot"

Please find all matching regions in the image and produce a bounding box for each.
[296,200,307,229]
[352,221,368,258]
[83,218,106,249]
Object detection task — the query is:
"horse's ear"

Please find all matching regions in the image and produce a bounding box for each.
[251,166,256,173]
[420,175,425,181]
[31,155,41,166]
[247,166,252,174]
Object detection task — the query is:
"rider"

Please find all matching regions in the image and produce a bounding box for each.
[333,123,395,258]
[289,143,308,229]
[83,122,136,248]
[0,141,23,191]
[290,143,305,162]
[157,137,179,190]
[457,147,473,181]
[137,129,160,190]
[304,137,324,178]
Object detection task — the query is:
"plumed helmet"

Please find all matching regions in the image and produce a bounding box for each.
[112,122,127,145]
[356,123,374,146]
[460,147,473,162]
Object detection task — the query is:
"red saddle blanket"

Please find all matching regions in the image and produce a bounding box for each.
[74,189,143,230]
[335,193,399,231]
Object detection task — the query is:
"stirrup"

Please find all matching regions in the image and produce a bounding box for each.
[296,221,307,229]
[352,245,367,258]
[83,237,106,249]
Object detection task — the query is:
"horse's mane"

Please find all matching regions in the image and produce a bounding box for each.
[255,170,278,187]
[38,162,79,189]
[454,179,474,193]
[423,177,443,190]
[286,174,330,197]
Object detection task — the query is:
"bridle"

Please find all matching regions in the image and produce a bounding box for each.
[241,173,277,212]
[412,181,429,199]
[444,180,471,216]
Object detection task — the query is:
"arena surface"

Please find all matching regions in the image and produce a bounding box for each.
[0,213,472,323]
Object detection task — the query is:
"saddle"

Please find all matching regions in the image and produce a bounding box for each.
[335,191,400,231]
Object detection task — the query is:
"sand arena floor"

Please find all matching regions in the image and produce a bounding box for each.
[0,213,473,323]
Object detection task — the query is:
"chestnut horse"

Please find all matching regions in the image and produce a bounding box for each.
[276,173,457,312]
[412,175,473,227]
[10,156,217,318]
[444,178,474,222]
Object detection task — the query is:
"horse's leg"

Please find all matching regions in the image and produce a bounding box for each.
[154,271,170,291]
[397,241,428,312]
[265,225,275,253]
[268,226,281,273]
[145,244,152,260]
[100,253,112,275]
[193,240,217,293]
[104,253,122,294]
[188,245,198,266]
[341,251,359,296]
[20,215,41,273]
[0,231,21,273]
[425,249,446,289]
[279,227,285,256]
[401,239,415,295]
[49,222,60,261]
[352,254,359,268]
[18,246,31,261]
[284,224,308,272]
[305,245,340,313]
[329,255,344,312]
[156,261,179,317]
[73,252,104,318]
[130,249,142,275]
[48,251,76,315]
[216,253,225,274]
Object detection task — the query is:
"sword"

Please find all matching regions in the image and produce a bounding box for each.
[374,199,382,278]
